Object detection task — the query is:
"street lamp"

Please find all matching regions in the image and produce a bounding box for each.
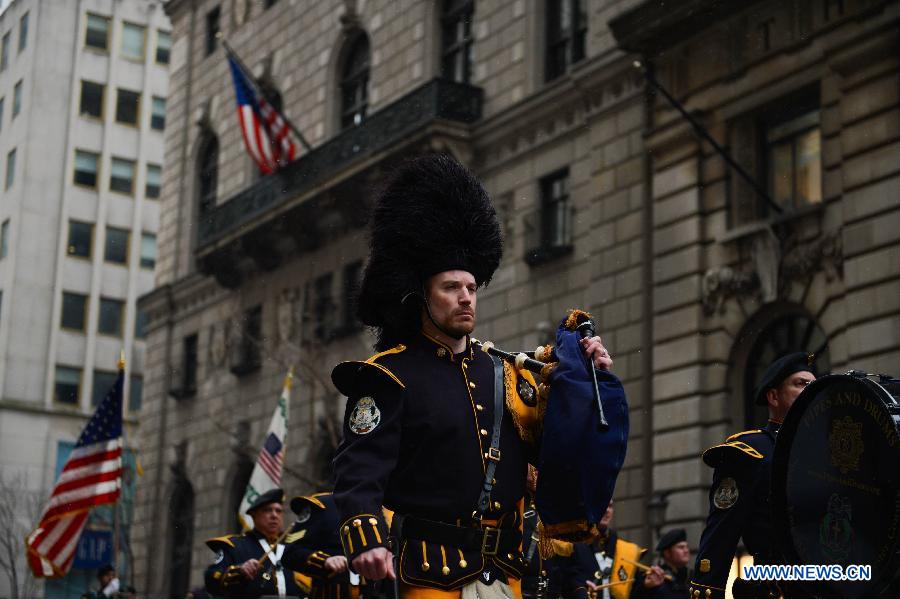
[647,491,670,540]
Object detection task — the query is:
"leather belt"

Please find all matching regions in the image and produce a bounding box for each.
[392,514,520,557]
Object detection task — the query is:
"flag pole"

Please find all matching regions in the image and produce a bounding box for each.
[114,350,125,578]
[219,35,314,152]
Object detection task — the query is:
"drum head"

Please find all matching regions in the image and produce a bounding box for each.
[772,374,900,598]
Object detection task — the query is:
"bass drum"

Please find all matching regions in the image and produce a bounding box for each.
[772,373,900,598]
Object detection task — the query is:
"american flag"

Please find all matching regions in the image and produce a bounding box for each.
[258,432,284,483]
[227,54,299,175]
[26,371,123,578]
[238,370,291,530]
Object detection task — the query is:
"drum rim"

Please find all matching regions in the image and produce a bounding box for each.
[771,373,900,598]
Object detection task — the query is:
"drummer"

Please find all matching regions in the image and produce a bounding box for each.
[689,353,817,599]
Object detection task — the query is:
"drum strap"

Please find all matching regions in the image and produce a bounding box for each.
[476,355,505,518]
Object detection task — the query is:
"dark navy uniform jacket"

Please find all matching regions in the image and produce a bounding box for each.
[332,333,541,589]
[283,493,359,599]
[690,421,781,599]
[553,529,644,599]
[631,563,689,599]
[204,529,305,598]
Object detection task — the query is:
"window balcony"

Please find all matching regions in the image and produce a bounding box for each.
[196,78,483,288]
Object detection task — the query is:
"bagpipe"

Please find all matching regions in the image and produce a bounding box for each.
[474,310,630,543]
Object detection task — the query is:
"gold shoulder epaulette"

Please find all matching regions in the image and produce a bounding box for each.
[332,345,407,395]
[365,344,407,364]
[702,440,764,468]
[292,494,327,510]
[205,535,236,548]
[725,429,762,442]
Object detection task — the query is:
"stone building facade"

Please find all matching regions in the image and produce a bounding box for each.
[135,0,899,596]
[0,0,169,596]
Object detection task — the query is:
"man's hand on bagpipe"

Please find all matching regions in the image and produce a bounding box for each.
[580,336,613,371]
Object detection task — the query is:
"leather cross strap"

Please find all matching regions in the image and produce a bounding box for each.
[476,355,505,518]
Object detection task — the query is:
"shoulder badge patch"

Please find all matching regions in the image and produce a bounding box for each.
[714,477,739,510]
[349,397,381,435]
[285,529,307,543]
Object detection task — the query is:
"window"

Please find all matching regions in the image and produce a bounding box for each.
[4,150,14,190]
[54,366,81,405]
[1,32,9,70]
[18,13,28,53]
[181,334,198,395]
[110,158,135,194]
[67,221,93,258]
[140,233,156,268]
[92,370,118,405]
[197,134,218,216]
[74,150,100,188]
[314,273,335,341]
[121,22,146,60]
[206,7,220,56]
[61,292,88,330]
[0,220,8,258]
[98,297,124,336]
[104,227,129,264]
[525,169,573,266]
[85,13,110,50]
[151,96,166,130]
[766,110,822,213]
[146,164,162,198]
[0,97,4,131]
[13,80,22,117]
[441,0,474,84]
[340,33,370,129]
[545,0,587,81]
[156,30,171,64]
[79,80,104,119]
[116,89,140,125]
[129,375,143,412]
[265,0,279,8]
[135,309,149,339]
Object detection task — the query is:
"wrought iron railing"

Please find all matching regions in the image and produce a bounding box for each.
[196,78,483,250]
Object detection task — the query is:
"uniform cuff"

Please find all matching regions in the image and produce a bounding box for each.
[340,513,389,561]
[223,564,243,587]
[688,581,725,599]
[306,550,332,576]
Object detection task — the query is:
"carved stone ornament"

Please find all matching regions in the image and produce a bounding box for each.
[277,288,299,344]
[702,228,843,316]
[209,322,229,368]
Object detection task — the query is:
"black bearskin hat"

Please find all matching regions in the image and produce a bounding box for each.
[357,154,503,350]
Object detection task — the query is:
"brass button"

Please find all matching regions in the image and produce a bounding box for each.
[368,518,378,525]
[476,404,484,411]
[436,347,447,357]
[459,559,467,568]
[422,562,430,572]
[342,526,350,534]
[352,519,362,527]
[507,553,513,560]
[480,428,488,436]
[469,381,476,388]
[442,566,450,576]
[493,501,502,510]
[705,591,711,599]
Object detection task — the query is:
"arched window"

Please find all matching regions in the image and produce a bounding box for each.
[742,312,830,426]
[197,133,219,217]
[441,0,474,83]
[167,476,194,599]
[340,33,370,129]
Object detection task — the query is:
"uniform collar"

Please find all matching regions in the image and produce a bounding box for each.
[766,419,781,436]
[419,331,473,362]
